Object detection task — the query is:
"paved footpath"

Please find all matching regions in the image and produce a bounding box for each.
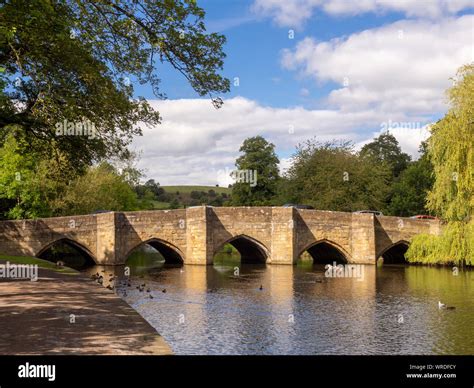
[0,262,172,355]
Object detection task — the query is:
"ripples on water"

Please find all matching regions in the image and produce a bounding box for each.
[85,255,474,355]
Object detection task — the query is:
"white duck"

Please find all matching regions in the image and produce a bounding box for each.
[438,301,455,310]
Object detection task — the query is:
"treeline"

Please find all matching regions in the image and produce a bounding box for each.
[229,133,433,217]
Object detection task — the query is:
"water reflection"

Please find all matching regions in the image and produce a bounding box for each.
[84,253,474,355]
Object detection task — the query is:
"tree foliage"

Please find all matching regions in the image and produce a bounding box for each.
[52,162,138,215]
[360,131,411,178]
[407,64,474,265]
[387,142,434,217]
[282,140,391,211]
[231,136,280,205]
[425,64,474,222]
[0,132,68,219]
[0,0,229,168]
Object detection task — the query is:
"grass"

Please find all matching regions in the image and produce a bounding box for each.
[162,185,231,195]
[150,200,172,209]
[0,255,79,274]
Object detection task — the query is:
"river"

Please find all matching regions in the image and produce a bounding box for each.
[83,251,474,355]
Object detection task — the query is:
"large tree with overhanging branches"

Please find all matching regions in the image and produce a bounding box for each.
[0,0,230,168]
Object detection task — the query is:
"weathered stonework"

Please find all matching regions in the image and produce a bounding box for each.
[0,207,441,265]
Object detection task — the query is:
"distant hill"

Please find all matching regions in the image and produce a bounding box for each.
[161,185,231,194]
[139,185,232,210]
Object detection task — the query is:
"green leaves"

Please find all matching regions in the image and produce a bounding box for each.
[426,64,474,222]
[231,136,280,206]
[406,64,473,265]
[1,0,229,171]
[283,140,391,212]
[360,131,411,178]
[52,162,139,215]
[387,145,434,217]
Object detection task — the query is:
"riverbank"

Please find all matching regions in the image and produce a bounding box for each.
[0,256,172,355]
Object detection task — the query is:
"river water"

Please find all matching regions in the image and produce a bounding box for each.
[84,254,474,355]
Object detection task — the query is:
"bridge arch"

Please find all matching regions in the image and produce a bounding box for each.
[36,238,97,268]
[378,240,410,264]
[298,239,350,264]
[125,238,184,265]
[213,234,269,264]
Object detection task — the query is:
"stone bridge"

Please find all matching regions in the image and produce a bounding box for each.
[0,207,442,266]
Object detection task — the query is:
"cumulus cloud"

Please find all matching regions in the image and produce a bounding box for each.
[252,0,473,27]
[131,97,434,184]
[281,16,473,113]
[355,125,431,158]
[129,12,473,184]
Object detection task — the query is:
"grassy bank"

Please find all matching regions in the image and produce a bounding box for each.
[0,255,79,274]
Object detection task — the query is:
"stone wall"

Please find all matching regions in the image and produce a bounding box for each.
[374,215,441,258]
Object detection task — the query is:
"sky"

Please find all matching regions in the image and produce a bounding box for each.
[130,0,474,186]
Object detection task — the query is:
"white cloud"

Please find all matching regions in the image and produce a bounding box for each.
[299,87,310,96]
[355,125,431,158]
[130,13,473,184]
[132,97,434,184]
[252,0,473,27]
[281,16,473,113]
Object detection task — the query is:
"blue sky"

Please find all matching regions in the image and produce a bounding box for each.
[136,0,409,107]
[131,0,473,185]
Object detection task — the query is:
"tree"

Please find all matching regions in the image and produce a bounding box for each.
[360,132,411,178]
[190,190,202,200]
[0,132,70,219]
[51,162,138,215]
[231,136,280,205]
[387,142,434,216]
[1,0,229,170]
[282,139,391,211]
[406,64,474,266]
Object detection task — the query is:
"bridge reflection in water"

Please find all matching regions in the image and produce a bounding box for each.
[82,250,474,355]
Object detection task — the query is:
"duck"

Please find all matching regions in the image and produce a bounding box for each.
[438,301,456,310]
[162,288,167,293]
[149,294,154,299]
